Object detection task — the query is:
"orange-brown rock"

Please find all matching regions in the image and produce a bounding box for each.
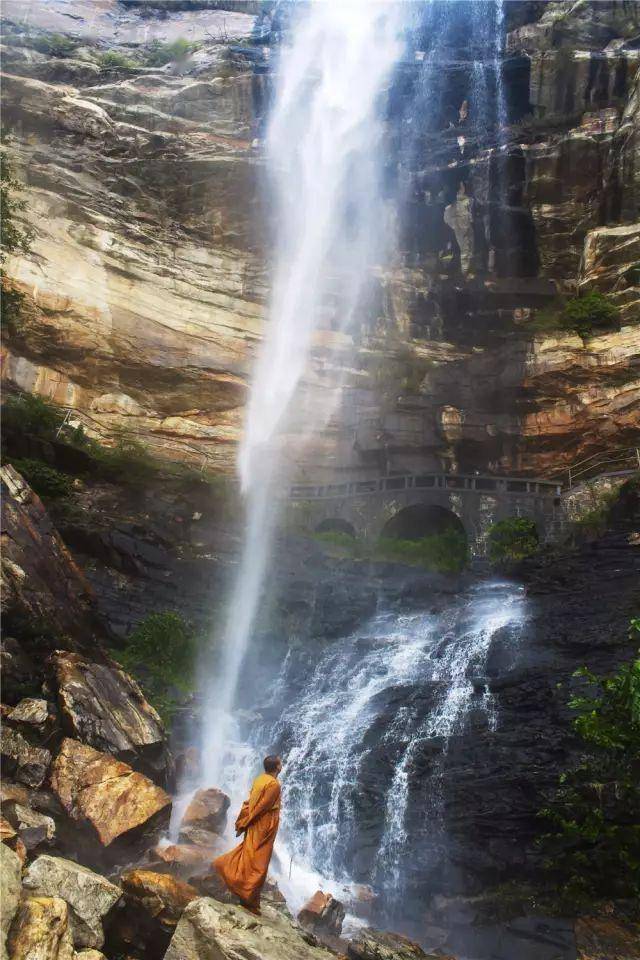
[575,915,640,960]
[179,788,230,836]
[8,896,75,960]
[151,842,220,877]
[50,738,171,846]
[121,869,198,928]
[298,891,345,937]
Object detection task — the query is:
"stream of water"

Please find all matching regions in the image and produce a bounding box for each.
[191,0,518,929]
[198,0,404,790]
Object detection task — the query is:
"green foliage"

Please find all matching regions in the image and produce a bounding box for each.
[539,621,640,901]
[2,393,64,437]
[115,611,199,724]
[98,50,138,71]
[313,530,358,550]
[30,33,78,58]
[10,458,73,500]
[487,517,539,564]
[88,437,157,485]
[374,528,469,574]
[1,152,33,267]
[144,37,200,66]
[529,293,619,340]
[561,292,619,338]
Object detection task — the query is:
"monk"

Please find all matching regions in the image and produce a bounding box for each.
[214,754,282,915]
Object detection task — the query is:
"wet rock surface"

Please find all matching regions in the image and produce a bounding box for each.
[179,788,230,836]
[51,651,169,783]
[50,738,171,847]
[164,897,336,960]
[298,891,346,937]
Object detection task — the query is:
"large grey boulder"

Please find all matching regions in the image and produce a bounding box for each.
[0,844,22,960]
[23,856,122,949]
[51,651,169,782]
[164,897,335,960]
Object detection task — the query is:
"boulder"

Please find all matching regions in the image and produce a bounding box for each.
[165,897,336,960]
[0,844,22,960]
[0,780,31,808]
[575,916,640,960]
[50,738,171,847]
[179,788,230,836]
[150,843,223,889]
[120,869,197,928]
[298,891,345,937]
[51,651,169,782]
[3,803,55,852]
[74,953,106,960]
[177,825,224,848]
[0,728,50,788]
[0,817,16,846]
[347,929,434,960]
[1,465,97,647]
[110,869,199,956]
[349,884,377,919]
[23,855,122,949]
[8,698,49,727]
[7,896,74,960]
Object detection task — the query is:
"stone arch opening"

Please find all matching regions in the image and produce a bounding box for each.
[315,518,356,538]
[381,503,466,543]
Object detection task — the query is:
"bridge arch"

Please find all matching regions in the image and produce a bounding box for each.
[315,517,357,538]
[380,503,467,543]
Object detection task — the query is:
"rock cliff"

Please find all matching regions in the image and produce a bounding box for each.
[1,0,638,481]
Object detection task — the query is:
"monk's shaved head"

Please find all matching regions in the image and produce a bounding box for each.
[263,755,282,775]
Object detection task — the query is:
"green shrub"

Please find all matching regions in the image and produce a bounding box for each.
[98,50,138,71]
[11,458,73,500]
[374,527,469,574]
[539,620,640,901]
[561,292,619,338]
[30,33,78,58]
[116,611,199,724]
[487,517,539,564]
[2,393,64,437]
[144,37,199,67]
[1,152,33,268]
[89,437,157,485]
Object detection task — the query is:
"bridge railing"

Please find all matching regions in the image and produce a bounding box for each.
[561,446,640,488]
[289,471,562,501]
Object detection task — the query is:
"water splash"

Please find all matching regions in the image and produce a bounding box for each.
[198,2,404,790]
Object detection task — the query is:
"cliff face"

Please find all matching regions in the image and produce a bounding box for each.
[1,0,639,482]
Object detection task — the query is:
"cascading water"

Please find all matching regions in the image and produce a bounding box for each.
[255,580,527,921]
[198,2,404,788]
[185,0,524,938]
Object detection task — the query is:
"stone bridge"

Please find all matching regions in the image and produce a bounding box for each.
[287,471,564,556]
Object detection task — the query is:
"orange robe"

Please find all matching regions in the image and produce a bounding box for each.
[214,773,281,908]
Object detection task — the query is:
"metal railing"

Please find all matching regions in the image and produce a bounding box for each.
[561,446,640,488]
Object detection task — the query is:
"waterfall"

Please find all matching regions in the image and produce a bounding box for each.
[199,2,404,789]
[267,581,526,919]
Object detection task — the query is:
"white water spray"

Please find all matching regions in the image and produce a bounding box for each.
[199,3,404,790]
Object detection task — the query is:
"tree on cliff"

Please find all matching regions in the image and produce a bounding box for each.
[539,619,640,901]
[1,148,34,336]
